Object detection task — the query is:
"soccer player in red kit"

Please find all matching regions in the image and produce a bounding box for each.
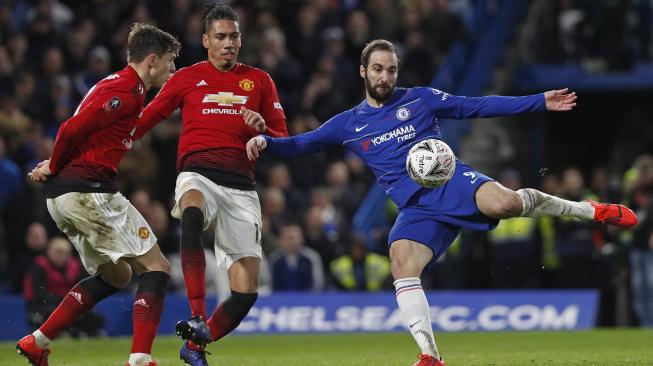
[16,24,180,366]
[133,4,288,365]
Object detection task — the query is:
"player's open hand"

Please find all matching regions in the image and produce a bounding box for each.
[544,88,577,111]
[241,107,266,132]
[28,159,52,182]
[246,135,267,161]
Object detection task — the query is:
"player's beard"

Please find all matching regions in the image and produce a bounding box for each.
[365,74,395,104]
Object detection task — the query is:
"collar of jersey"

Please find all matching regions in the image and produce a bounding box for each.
[359,88,407,113]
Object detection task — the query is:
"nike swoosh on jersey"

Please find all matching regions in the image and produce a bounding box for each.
[355,124,369,132]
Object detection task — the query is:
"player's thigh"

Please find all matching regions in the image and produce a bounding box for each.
[389,239,433,278]
[123,243,171,275]
[475,181,522,219]
[97,260,132,289]
[172,172,221,228]
[214,187,262,264]
[228,256,261,293]
[179,189,206,212]
[46,193,151,275]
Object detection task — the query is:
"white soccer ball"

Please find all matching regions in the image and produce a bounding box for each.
[406,139,456,188]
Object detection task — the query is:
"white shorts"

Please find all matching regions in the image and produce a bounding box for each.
[47,192,157,275]
[171,172,263,268]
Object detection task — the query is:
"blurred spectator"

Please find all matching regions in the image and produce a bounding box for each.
[10,221,49,293]
[266,162,306,214]
[269,222,324,291]
[629,183,653,327]
[0,134,23,209]
[303,205,342,270]
[129,188,153,219]
[330,237,390,291]
[257,27,303,116]
[326,160,362,220]
[261,186,290,235]
[72,45,111,100]
[23,236,104,335]
[554,167,602,288]
[149,200,178,256]
[487,170,541,288]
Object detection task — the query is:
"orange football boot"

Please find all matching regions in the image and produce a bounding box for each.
[16,335,50,366]
[588,201,637,227]
[412,354,445,366]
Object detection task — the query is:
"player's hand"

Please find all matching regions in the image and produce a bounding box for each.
[544,88,577,111]
[246,135,267,161]
[28,159,52,182]
[241,107,266,132]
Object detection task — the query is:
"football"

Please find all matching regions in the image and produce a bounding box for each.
[406,138,456,188]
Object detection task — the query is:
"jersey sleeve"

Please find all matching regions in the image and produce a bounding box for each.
[263,113,345,156]
[49,89,138,174]
[134,73,184,139]
[421,88,546,119]
[260,72,288,138]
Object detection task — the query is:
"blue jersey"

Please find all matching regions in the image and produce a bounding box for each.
[264,87,545,208]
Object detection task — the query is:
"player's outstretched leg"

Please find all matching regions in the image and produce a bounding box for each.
[125,246,171,366]
[390,241,445,366]
[475,182,637,227]
[517,189,637,226]
[17,268,123,366]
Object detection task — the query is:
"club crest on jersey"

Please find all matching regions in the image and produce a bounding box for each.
[396,107,410,121]
[138,227,150,240]
[239,78,255,91]
[103,97,121,113]
[202,92,249,106]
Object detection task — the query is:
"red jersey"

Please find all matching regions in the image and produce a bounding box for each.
[49,65,146,182]
[136,61,288,186]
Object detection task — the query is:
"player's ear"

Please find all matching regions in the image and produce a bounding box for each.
[146,53,158,68]
[359,65,366,79]
[202,33,209,49]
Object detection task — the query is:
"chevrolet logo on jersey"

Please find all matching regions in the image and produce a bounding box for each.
[202,92,249,106]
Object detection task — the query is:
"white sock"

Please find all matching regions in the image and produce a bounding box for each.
[128,353,152,366]
[516,188,594,219]
[32,330,51,349]
[394,277,440,358]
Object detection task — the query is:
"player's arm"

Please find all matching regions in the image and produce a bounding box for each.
[244,73,289,138]
[133,74,183,140]
[423,88,576,119]
[47,90,136,176]
[246,114,343,160]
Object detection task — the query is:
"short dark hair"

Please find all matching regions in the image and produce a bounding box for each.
[127,23,180,63]
[360,39,398,68]
[202,3,240,33]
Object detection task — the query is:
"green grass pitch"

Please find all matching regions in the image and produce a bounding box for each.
[2,329,652,365]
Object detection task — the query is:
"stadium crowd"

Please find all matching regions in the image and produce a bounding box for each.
[0,0,652,334]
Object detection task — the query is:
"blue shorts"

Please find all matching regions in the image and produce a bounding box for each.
[388,160,499,266]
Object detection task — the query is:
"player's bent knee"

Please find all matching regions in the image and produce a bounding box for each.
[98,263,132,289]
[485,190,522,218]
[144,255,172,274]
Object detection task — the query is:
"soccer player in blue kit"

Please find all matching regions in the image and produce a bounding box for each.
[245,40,637,366]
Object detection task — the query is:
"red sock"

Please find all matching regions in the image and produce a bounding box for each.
[40,276,116,339]
[207,304,232,341]
[181,248,206,319]
[207,291,257,341]
[131,271,168,355]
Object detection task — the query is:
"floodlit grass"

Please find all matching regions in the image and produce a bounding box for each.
[2,329,652,365]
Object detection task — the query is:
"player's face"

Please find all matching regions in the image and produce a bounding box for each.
[149,52,176,88]
[361,50,398,104]
[203,19,241,71]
